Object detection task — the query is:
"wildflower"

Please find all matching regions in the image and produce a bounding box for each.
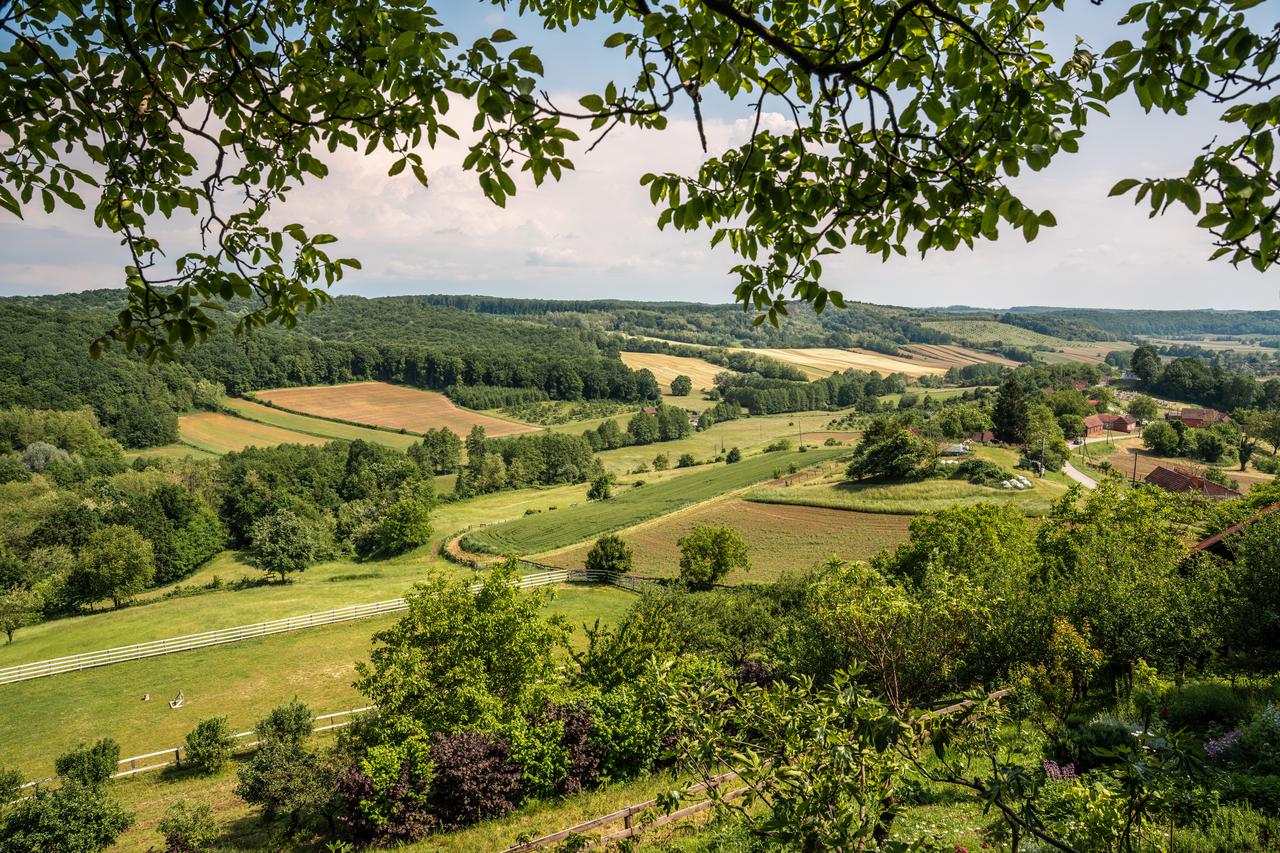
[1042,758,1077,781]
[1203,729,1242,761]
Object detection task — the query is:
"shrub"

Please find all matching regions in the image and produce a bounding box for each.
[676,453,697,468]
[185,717,234,774]
[159,801,216,852]
[677,526,750,590]
[335,738,436,845]
[725,446,742,463]
[586,687,663,781]
[1218,773,1280,814]
[55,739,119,787]
[585,534,634,575]
[1173,804,1276,851]
[1240,705,1280,775]
[1166,683,1251,733]
[950,458,1010,486]
[586,475,612,501]
[428,732,522,829]
[235,742,327,827]
[652,453,669,471]
[0,454,31,484]
[255,698,313,749]
[0,782,134,851]
[1052,716,1135,773]
[763,438,792,453]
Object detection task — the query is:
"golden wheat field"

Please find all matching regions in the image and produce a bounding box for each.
[900,344,1018,369]
[748,347,946,378]
[251,381,537,437]
[178,412,329,454]
[619,351,728,392]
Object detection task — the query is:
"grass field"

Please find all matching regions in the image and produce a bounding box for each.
[548,499,912,582]
[900,344,1018,368]
[127,443,220,462]
[251,381,536,437]
[748,447,1074,517]
[748,347,945,378]
[0,584,634,781]
[466,447,848,556]
[178,412,329,454]
[920,320,1075,349]
[221,397,422,450]
[620,351,727,392]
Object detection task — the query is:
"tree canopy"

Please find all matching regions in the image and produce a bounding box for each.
[2,1,1275,356]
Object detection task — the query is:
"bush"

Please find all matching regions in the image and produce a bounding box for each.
[652,453,669,470]
[585,534,634,575]
[950,458,1010,486]
[429,731,522,829]
[159,801,216,852]
[335,738,436,845]
[1172,804,1275,852]
[0,782,134,851]
[676,453,697,468]
[763,438,792,453]
[185,717,234,774]
[1240,705,1280,775]
[586,475,612,501]
[55,739,119,787]
[0,454,31,484]
[1218,773,1280,814]
[1166,683,1251,733]
[1052,716,1135,773]
[378,498,434,556]
[725,446,742,463]
[677,526,750,590]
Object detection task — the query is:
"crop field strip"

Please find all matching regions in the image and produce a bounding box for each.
[619,351,727,392]
[251,380,538,437]
[747,347,946,378]
[465,447,848,555]
[177,411,329,454]
[900,343,1019,368]
[220,396,422,450]
[547,499,913,582]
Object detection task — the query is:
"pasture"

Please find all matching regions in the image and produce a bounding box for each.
[748,447,1074,516]
[177,411,327,455]
[0,584,634,781]
[619,351,727,392]
[900,343,1018,368]
[748,347,945,378]
[251,381,536,437]
[548,499,913,582]
[221,397,422,450]
[920,319,1076,349]
[465,447,848,556]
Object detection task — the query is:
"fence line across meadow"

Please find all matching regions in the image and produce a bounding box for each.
[0,565,649,686]
[17,706,376,793]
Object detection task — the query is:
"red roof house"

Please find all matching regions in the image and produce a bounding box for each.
[1164,408,1228,429]
[1143,465,1241,499]
[1190,503,1280,559]
[1083,413,1137,435]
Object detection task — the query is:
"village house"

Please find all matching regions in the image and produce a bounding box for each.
[1164,407,1228,428]
[1143,465,1241,499]
[1190,502,1280,560]
[1083,412,1137,436]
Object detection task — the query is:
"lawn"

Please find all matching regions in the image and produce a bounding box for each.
[748,447,1074,517]
[221,397,422,451]
[0,584,634,782]
[251,381,535,437]
[178,412,328,454]
[547,499,913,582]
[464,447,848,556]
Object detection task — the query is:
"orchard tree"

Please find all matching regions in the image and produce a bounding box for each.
[249,510,317,583]
[3,1,1274,358]
[1127,395,1159,424]
[585,534,634,575]
[0,586,40,644]
[677,526,750,590]
[70,525,155,609]
[670,375,693,397]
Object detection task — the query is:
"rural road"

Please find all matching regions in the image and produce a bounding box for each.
[1062,432,1144,491]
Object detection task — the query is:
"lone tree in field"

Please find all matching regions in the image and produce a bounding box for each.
[250,510,318,583]
[0,586,39,644]
[670,375,693,397]
[585,534,634,576]
[3,1,1273,358]
[678,526,750,590]
[586,475,613,502]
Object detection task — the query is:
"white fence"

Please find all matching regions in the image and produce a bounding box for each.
[18,706,374,792]
[0,568,577,686]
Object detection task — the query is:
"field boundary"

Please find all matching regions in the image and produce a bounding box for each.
[0,566,619,686]
[17,706,375,793]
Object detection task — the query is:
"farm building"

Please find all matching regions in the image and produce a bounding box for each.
[1083,413,1137,435]
[965,430,995,444]
[1190,503,1280,560]
[1164,407,1229,428]
[1143,465,1241,499]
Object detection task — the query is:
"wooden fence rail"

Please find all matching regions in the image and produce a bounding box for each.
[0,565,597,686]
[18,706,374,792]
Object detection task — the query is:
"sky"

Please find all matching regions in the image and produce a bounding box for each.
[2,3,1279,312]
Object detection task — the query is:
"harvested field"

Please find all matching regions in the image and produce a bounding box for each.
[251,381,536,437]
[620,351,726,392]
[901,344,1018,369]
[222,397,421,450]
[178,412,328,454]
[748,347,945,378]
[549,500,911,582]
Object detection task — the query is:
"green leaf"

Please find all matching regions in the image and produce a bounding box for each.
[1108,179,1141,197]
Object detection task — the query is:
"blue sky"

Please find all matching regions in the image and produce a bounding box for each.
[2,2,1279,311]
